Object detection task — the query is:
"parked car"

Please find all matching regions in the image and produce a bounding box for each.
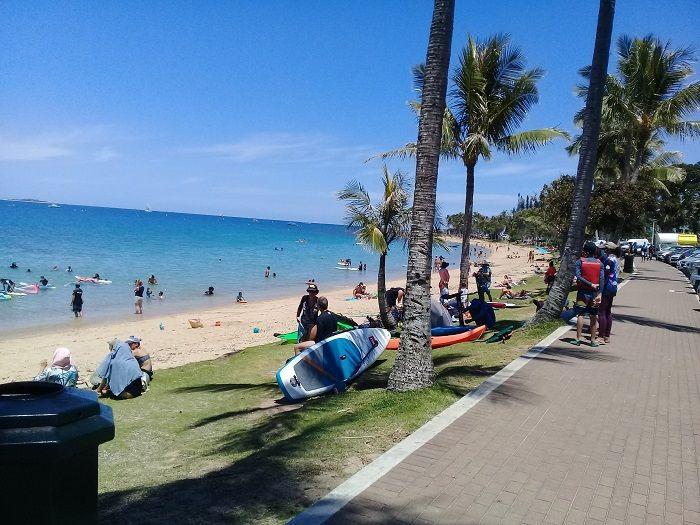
[678,249,700,276]
[670,247,697,266]
[662,246,687,263]
[657,245,679,260]
[690,266,700,293]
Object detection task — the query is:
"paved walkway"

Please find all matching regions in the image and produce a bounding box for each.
[311,262,700,524]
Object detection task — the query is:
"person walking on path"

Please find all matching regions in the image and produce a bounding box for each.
[70,283,83,317]
[134,279,144,315]
[572,242,604,347]
[474,261,493,302]
[597,242,620,344]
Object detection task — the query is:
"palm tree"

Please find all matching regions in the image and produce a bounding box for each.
[387,0,455,392]
[567,35,698,191]
[375,34,568,285]
[531,0,617,324]
[338,166,411,329]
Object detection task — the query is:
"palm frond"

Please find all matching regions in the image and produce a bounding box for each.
[498,128,570,154]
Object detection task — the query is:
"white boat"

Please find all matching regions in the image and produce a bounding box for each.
[48,203,60,208]
[145,204,152,213]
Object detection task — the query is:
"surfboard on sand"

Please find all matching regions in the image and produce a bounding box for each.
[276,328,390,400]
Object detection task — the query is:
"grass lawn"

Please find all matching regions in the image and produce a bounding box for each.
[98,276,565,524]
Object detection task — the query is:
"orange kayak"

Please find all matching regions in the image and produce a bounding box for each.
[386,325,486,350]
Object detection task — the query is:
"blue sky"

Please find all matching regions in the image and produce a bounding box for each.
[1,0,698,223]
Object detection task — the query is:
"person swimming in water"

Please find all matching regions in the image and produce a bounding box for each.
[9,262,18,269]
[204,286,214,296]
[40,276,49,286]
[26,268,31,273]
[93,273,101,280]
[146,287,153,298]
[158,291,164,299]
[66,266,73,272]
[148,275,158,285]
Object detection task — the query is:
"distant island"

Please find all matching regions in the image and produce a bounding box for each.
[5,198,52,204]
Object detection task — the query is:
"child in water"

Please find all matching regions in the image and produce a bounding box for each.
[204,286,214,296]
[236,291,246,303]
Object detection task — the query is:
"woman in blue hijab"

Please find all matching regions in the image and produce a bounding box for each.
[96,339,143,399]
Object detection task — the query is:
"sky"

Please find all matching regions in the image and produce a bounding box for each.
[1,0,698,224]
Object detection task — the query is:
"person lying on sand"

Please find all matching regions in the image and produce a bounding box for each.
[293,296,337,355]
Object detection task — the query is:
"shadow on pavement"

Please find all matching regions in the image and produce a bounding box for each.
[612,312,700,334]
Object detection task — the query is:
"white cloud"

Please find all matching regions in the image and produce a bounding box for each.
[188,133,372,165]
[0,125,124,163]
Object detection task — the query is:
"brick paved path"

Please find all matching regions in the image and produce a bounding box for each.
[325,262,700,524]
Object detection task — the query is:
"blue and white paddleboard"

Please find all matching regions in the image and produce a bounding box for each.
[276,327,390,401]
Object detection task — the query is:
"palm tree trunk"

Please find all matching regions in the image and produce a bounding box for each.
[388,0,454,392]
[377,252,393,328]
[459,162,476,285]
[531,0,616,324]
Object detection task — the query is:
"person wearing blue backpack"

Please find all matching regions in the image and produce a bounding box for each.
[597,242,620,345]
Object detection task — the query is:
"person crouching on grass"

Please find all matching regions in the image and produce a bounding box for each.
[293,296,337,355]
[571,242,604,347]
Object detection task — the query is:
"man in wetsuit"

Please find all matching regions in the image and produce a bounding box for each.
[572,241,605,347]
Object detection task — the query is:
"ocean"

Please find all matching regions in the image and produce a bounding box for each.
[1,200,474,333]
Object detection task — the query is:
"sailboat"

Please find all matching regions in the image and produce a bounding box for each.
[145,204,152,213]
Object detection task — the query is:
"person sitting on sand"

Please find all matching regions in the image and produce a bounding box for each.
[385,287,405,322]
[125,335,153,390]
[40,276,49,286]
[353,282,367,299]
[204,286,214,296]
[293,296,337,355]
[34,347,78,387]
[236,291,246,303]
[148,274,158,285]
[95,339,144,399]
[499,283,513,299]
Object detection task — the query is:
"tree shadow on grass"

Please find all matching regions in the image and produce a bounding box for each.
[173,382,279,394]
[100,395,357,524]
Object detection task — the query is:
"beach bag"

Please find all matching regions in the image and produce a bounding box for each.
[188,319,204,328]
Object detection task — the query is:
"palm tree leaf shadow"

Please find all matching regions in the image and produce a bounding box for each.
[173,382,279,394]
[612,312,700,334]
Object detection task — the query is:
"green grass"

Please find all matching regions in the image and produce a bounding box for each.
[98,276,563,524]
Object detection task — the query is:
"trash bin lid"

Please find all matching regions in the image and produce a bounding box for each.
[0,382,101,429]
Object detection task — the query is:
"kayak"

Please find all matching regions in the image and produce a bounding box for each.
[275,321,355,342]
[386,325,487,350]
[430,325,475,337]
[487,302,516,308]
[75,276,112,284]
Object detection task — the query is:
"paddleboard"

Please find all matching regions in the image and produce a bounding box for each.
[335,267,359,271]
[7,291,27,296]
[20,282,56,290]
[75,276,112,284]
[430,325,475,336]
[386,325,486,350]
[274,322,354,342]
[0,294,11,301]
[276,327,390,400]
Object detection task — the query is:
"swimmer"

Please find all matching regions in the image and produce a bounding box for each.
[204,286,214,296]
[148,274,158,285]
[146,287,153,298]
[40,276,49,286]
[264,266,270,278]
[93,273,100,280]
[158,291,164,299]
[51,265,59,271]
[236,291,246,303]
[9,262,18,269]
[66,266,73,272]
[272,272,277,278]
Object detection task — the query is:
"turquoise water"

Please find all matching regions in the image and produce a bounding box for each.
[1,200,470,333]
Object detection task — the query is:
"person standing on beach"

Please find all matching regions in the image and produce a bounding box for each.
[71,284,83,317]
[438,261,450,286]
[296,283,319,342]
[134,280,144,314]
[544,261,557,294]
[474,262,493,302]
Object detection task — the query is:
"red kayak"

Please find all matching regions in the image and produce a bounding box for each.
[386,325,486,350]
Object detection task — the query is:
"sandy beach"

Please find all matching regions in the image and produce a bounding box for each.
[0,241,545,383]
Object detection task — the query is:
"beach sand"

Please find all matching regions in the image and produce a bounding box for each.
[0,242,545,383]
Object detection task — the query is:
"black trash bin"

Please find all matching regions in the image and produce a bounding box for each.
[0,381,114,525]
[623,253,635,273]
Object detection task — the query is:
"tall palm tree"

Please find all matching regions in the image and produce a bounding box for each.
[387,0,454,392]
[376,34,568,285]
[338,166,411,329]
[531,0,617,324]
[567,35,699,190]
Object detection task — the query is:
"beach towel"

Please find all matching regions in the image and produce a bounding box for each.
[96,340,142,397]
